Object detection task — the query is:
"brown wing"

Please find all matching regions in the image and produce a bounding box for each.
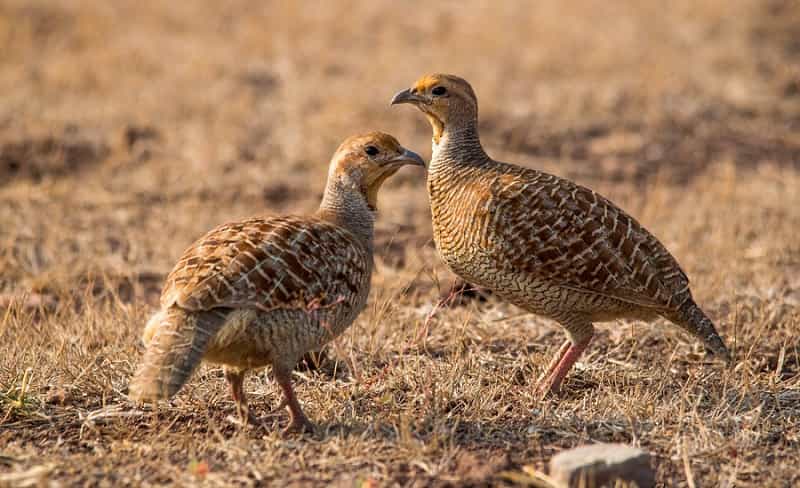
[485,163,689,310]
[161,216,370,312]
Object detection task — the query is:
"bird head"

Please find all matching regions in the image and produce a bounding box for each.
[391,74,478,144]
[327,132,424,210]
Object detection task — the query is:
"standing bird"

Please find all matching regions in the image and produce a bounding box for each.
[128,132,424,433]
[391,74,731,394]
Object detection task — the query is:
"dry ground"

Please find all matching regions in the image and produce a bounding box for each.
[1,0,800,486]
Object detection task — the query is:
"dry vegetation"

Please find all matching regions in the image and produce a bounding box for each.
[1,0,799,486]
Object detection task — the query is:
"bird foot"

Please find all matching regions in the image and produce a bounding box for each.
[227,408,260,427]
[281,416,315,436]
[269,398,288,415]
[535,371,566,398]
[536,381,562,399]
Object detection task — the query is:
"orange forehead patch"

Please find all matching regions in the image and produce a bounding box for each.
[413,74,446,92]
[412,73,473,93]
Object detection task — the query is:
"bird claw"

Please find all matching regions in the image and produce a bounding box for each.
[227,414,257,427]
[269,398,288,415]
[535,376,563,398]
[281,417,315,436]
[228,404,260,427]
[535,385,553,399]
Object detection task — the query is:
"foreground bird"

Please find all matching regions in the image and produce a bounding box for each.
[128,132,424,433]
[391,74,731,394]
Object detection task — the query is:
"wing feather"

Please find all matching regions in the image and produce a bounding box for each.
[161,216,370,313]
[485,163,688,309]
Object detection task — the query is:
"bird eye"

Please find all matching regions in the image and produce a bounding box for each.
[432,86,447,96]
[365,145,379,156]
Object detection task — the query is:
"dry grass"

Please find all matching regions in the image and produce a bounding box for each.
[2,0,799,486]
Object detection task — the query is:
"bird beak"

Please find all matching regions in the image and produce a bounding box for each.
[391,147,426,167]
[391,88,425,106]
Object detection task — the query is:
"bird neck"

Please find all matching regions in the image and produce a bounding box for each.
[317,182,375,247]
[430,119,488,172]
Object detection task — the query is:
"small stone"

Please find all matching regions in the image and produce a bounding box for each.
[549,443,654,488]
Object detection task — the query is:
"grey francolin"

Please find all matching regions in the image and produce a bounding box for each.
[391,74,731,394]
[128,132,424,433]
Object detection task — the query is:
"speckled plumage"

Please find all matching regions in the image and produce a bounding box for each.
[128,132,424,432]
[392,74,730,393]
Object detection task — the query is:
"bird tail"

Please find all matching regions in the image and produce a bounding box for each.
[128,306,229,403]
[666,299,731,364]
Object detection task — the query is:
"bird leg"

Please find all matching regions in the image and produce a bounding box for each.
[537,336,592,395]
[273,367,314,435]
[536,339,571,385]
[224,368,257,425]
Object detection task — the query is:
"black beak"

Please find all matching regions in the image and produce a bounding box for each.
[391,88,425,106]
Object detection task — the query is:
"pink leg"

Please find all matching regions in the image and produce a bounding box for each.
[537,339,571,385]
[537,337,592,395]
[274,367,314,435]
[224,368,258,425]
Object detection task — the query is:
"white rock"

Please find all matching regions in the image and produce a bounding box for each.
[549,443,654,488]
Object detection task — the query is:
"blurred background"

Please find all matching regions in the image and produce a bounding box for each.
[1,0,798,297]
[2,1,800,485]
